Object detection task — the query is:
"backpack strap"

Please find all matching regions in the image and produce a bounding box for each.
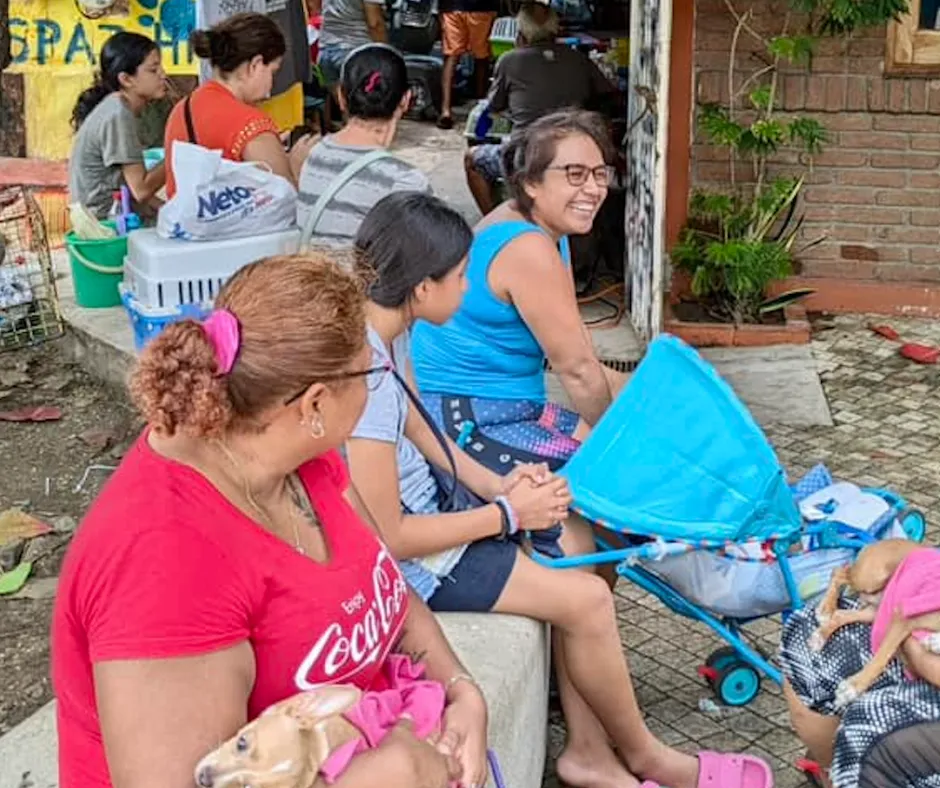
[299,148,393,248]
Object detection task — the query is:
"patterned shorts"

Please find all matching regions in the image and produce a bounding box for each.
[468,142,506,184]
[422,393,582,473]
[780,596,940,788]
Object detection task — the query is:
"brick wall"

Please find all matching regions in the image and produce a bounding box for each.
[692,0,940,282]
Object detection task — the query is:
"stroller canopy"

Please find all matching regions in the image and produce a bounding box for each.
[561,335,801,545]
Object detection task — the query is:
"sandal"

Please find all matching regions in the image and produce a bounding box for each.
[639,751,774,788]
[697,752,773,787]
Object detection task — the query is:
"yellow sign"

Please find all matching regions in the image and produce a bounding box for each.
[8,0,197,159]
[8,0,197,75]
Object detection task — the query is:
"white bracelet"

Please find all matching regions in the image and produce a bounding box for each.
[495,495,520,536]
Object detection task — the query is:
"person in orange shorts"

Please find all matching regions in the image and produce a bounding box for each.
[437,0,498,129]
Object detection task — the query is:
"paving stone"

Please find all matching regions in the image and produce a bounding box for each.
[544,314,940,788]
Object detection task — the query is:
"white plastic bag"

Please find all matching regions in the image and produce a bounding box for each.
[157,141,297,242]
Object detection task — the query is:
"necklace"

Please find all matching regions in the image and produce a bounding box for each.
[214,440,320,555]
[285,473,324,556]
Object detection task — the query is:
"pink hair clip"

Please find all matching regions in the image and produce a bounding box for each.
[364,71,382,94]
[202,309,241,376]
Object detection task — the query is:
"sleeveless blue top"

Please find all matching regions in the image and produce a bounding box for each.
[412,220,571,402]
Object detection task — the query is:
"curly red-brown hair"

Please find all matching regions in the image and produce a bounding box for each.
[129,253,367,438]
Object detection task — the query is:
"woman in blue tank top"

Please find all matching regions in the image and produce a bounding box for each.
[348,192,773,788]
[411,109,627,473]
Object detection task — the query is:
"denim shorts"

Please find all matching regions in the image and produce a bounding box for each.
[426,537,518,613]
[318,44,353,87]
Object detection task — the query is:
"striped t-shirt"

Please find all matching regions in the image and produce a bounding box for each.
[296,137,432,247]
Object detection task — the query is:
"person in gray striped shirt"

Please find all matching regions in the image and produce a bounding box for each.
[297,44,431,247]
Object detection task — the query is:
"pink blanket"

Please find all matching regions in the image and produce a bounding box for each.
[320,655,446,783]
[870,547,940,672]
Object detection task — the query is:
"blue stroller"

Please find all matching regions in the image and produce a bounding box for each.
[533,334,926,707]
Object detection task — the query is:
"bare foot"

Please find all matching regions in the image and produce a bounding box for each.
[624,742,699,788]
[556,745,642,788]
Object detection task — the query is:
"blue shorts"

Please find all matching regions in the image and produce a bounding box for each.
[427,537,518,613]
[318,44,354,87]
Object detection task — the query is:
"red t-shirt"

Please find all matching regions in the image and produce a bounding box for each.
[51,435,409,788]
[163,80,280,197]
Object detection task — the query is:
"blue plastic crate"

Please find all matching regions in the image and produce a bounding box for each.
[119,284,210,351]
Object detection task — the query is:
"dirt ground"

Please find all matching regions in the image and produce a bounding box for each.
[0,339,138,736]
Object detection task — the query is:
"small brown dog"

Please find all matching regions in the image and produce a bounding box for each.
[194,686,363,788]
[810,539,940,708]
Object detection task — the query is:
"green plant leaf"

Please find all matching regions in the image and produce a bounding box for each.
[759,288,816,313]
[749,85,773,111]
[690,265,714,298]
[699,104,745,148]
[788,117,828,155]
[768,35,815,64]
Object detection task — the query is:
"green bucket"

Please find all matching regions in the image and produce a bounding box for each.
[65,223,127,309]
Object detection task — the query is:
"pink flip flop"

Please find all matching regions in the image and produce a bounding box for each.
[638,751,774,788]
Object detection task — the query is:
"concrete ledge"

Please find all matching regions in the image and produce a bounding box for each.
[55,257,135,391]
[438,614,550,788]
[0,616,548,788]
[0,700,57,788]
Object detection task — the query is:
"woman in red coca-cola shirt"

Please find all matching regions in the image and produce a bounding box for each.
[51,253,487,788]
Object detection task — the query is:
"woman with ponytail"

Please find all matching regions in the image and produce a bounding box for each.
[163,12,316,196]
[68,32,168,219]
[296,44,429,246]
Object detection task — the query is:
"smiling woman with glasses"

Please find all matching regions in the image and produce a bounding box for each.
[50,251,488,788]
[411,109,629,478]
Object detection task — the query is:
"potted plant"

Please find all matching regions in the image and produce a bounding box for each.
[668,0,907,346]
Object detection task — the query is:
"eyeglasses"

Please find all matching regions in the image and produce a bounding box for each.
[283,364,390,405]
[547,164,615,188]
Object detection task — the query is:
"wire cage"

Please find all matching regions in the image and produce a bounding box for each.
[0,186,65,351]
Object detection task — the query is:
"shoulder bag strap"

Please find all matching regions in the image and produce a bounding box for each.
[183,95,198,145]
[390,367,458,513]
[299,148,394,248]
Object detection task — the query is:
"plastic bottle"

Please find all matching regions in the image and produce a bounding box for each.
[107,191,123,222]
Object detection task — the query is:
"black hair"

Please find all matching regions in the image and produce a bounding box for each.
[354,191,472,308]
[190,13,286,75]
[502,108,615,218]
[71,32,158,130]
[340,44,410,121]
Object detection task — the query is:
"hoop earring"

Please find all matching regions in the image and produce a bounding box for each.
[309,417,325,439]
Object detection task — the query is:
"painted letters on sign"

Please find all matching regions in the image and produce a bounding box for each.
[8,0,197,74]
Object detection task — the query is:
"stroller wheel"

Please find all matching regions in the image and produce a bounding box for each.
[704,646,739,672]
[714,660,761,707]
[899,507,927,543]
